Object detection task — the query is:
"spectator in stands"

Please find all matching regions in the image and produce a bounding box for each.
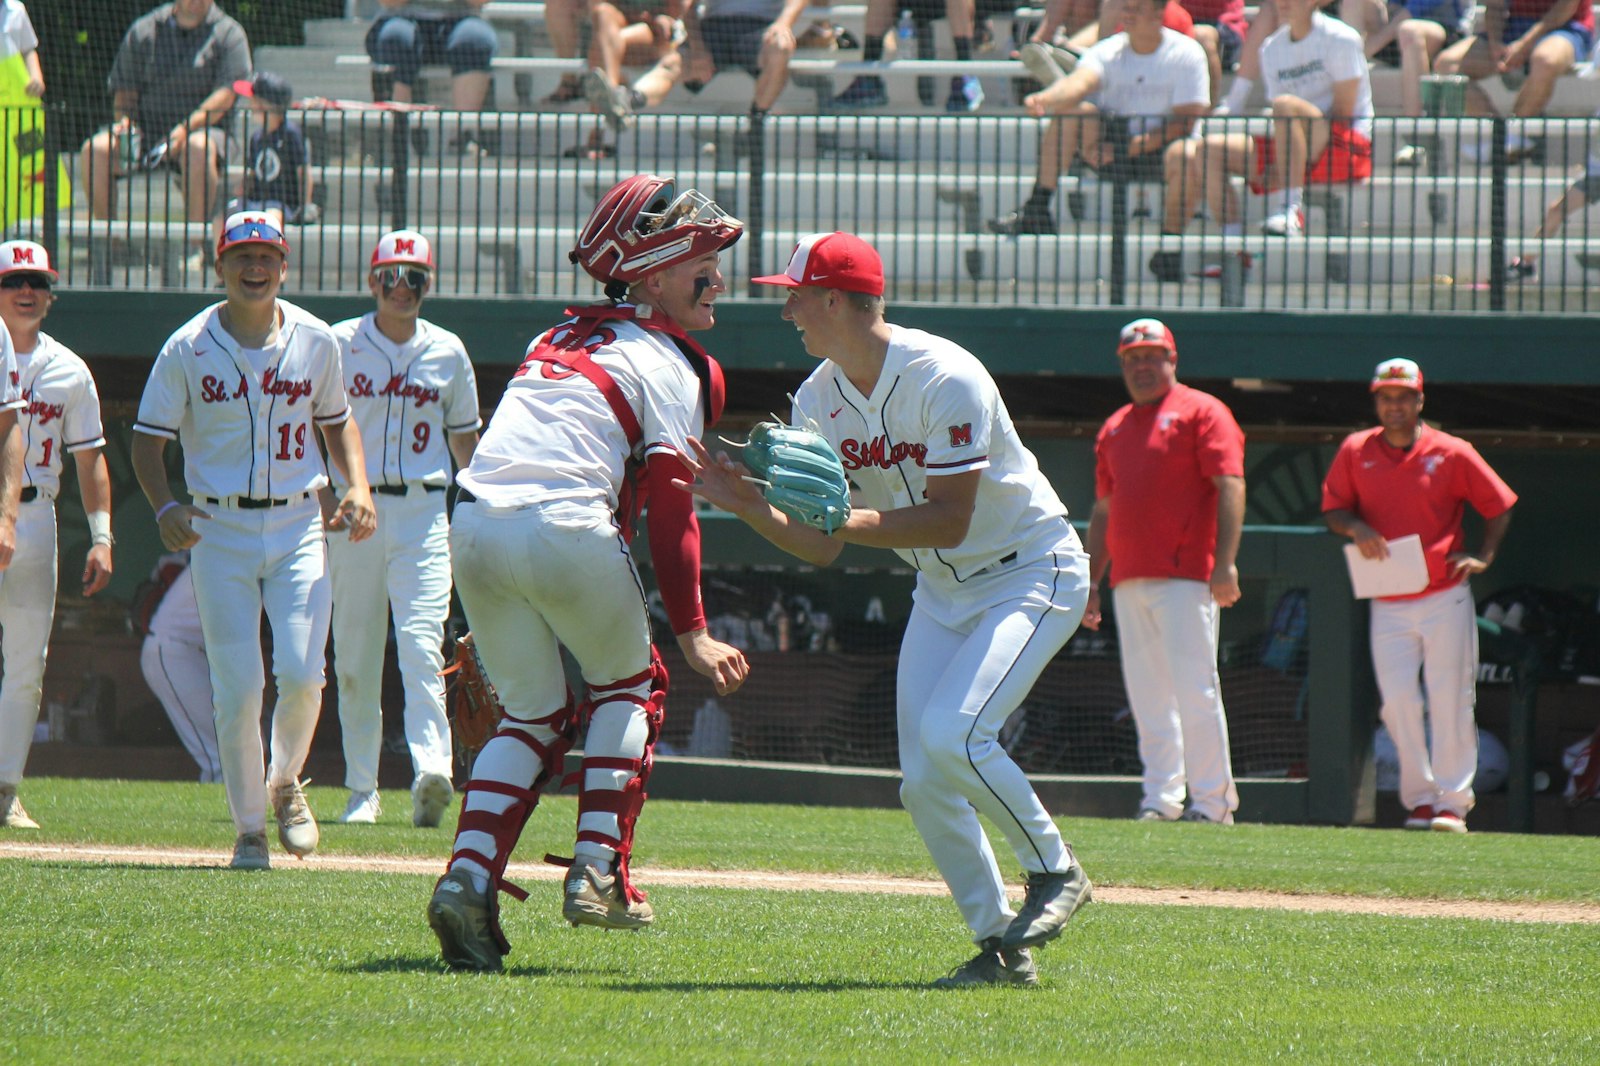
[574,0,690,156]
[1084,318,1244,825]
[1180,0,1373,236]
[827,0,996,112]
[1435,0,1593,158]
[78,0,252,224]
[367,0,498,115]
[0,0,44,97]
[1507,136,1600,279]
[1343,0,1464,164]
[1048,0,1241,107]
[683,0,809,139]
[987,0,1209,236]
[218,72,317,251]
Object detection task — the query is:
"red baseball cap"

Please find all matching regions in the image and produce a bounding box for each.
[0,240,58,281]
[1117,317,1177,356]
[752,231,884,296]
[1371,358,1423,392]
[217,210,289,257]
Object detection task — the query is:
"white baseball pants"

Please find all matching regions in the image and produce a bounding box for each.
[1371,583,1480,815]
[447,500,653,878]
[328,489,454,792]
[0,498,58,787]
[896,541,1088,945]
[141,634,222,782]
[1113,578,1239,822]
[189,499,331,834]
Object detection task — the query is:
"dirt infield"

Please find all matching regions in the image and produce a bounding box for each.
[6,840,1598,924]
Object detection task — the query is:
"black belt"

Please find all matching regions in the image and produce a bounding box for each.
[374,483,446,496]
[202,494,304,510]
[19,487,37,503]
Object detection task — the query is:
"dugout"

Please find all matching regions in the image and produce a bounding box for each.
[31,295,1600,832]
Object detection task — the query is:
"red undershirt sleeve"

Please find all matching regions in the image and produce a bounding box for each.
[643,450,707,636]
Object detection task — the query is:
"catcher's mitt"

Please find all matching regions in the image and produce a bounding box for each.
[441,633,504,757]
[740,420,852,534]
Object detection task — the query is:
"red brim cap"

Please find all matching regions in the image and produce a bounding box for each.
[1117,318,1176,355]
[752,231,885,296]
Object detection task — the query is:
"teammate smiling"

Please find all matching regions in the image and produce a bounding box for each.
[132,210,376,869]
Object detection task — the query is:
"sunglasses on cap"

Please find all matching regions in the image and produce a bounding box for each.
[222,220,287,244]
[0,274,50,292]
[375,266,431,290]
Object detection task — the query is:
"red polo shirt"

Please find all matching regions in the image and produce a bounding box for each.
[1095,383,1245,586]
[1321,425,1517,601]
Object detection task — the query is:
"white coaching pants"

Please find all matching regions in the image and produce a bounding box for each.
[1113,578,1239,822]
[328,490,454,792]
[141,634,222,783]
[1371,583,1480,815]
[190,499,331,834]
[0,499,58,786]
[897,539,1088,945]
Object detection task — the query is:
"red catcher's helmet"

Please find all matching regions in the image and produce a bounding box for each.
[570,174,743,286]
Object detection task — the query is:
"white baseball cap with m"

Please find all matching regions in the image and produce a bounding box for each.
[0,240,59,281]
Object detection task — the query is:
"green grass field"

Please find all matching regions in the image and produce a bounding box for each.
[4,778,1598,1064]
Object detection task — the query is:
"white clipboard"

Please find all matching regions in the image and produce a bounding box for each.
[1343,534,1429,599]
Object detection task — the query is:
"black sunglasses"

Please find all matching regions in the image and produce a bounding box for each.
[0,274,51,292]
[376,266,431,291]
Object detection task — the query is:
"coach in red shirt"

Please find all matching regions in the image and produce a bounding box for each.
[1322,358,1516,835]
[1084,319,1245,824]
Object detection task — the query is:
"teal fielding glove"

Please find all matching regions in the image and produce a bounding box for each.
[741,421,852,534]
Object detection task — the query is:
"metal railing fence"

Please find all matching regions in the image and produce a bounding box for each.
[15,105,1600,313]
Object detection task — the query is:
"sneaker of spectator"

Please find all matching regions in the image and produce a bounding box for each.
[945,73,985,112]
[986,204,1057,234]
[1019,41,1081,86]
[1394,142,1427,167]
[1461,131,1539,164]
[1507,256,1539,281]
[1261,204,1305,236]
[584,67,642,132]
[830,75,889,108]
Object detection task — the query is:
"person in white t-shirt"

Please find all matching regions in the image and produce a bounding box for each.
[1182,0,1374,236]
[988,0,1210,236]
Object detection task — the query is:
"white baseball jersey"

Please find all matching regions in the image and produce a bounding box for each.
[134,300,352,499]
[1260,12,1374,138]
[790,324,1069,586]
[14,333,107,500]
[1081,29,1210,138]
[458,307,705,508]
[330,314,481,489]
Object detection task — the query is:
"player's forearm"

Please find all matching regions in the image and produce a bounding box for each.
[448,430,479,471]
[838,498,971,551]
[740,497,845,567]
[322,420,371,490]
[1322,508,1370,539]
[1477,509,1513,566]
[1085,500,1111,588]
[0,417,20,524]
[78,449,115,522]
[131,431,177,511]
[1213,475,1245,570]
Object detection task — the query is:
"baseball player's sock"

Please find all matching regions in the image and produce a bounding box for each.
[572,841,615,877]
[451,857,493,894]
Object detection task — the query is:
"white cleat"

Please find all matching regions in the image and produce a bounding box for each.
[339,789,382,824]
[412,772,454,828]
[270,779,320,858]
